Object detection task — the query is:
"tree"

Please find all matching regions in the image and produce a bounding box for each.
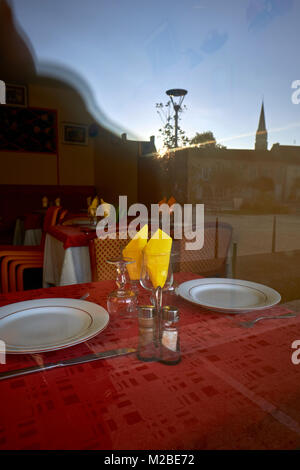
[190,131,226,148]
[156,101,189,149]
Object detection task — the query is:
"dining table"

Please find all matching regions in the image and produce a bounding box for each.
[13,212,43,247]
[0,272,300,450]
[42,218,150,287]
[43,225,96,287]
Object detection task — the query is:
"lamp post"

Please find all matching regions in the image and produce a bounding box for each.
[166,88,187,148]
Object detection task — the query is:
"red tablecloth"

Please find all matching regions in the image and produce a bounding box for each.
[48,218,174,250]
[1,272,300,450]
[23,213,43,231]
[47,225,97,249]
[47,222,131,250]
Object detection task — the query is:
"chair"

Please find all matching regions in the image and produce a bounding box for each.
[174,221,233,277]
[89,233,130,281]
[0,206,61,292]
[9,256,43,291]
[57,209,68,224]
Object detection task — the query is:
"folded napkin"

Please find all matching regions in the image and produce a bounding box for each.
[100,198,111,218]
[167,196,176,207]
[88,196,99,217]
[42,196,48,208]
[158,197,167,206]
[90,196,99,209]
[144,228,172,289]
[123,224,148,280]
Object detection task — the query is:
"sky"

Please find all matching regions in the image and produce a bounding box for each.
[10,0,300,150]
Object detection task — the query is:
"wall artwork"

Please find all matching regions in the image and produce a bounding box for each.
[5,84,27,107]
[0,105,57,153]
[63,123,88,145]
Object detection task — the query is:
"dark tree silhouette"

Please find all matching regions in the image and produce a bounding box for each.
[190,131,226,148]
[156,101,189,149]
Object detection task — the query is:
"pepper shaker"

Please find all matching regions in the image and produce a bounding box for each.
[137,305,157,362]
[160,306,181,365]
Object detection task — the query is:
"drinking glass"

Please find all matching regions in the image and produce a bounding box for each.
[106,257,138,318]
[140,252,173,292]
[140,251,174,342]
[123,251,142,295]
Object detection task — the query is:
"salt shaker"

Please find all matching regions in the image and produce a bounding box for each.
[160,306,181,365]
[137,305,157,362]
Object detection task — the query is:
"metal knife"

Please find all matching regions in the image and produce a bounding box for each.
[0,348,137,382]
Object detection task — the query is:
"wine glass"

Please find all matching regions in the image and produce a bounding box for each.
[106,257,138,318]
[123,249,143,295]
[140,251,174,343]
[140,252,174,293]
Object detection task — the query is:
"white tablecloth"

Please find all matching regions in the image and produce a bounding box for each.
[24,228,42,246]
[12,218,24,245]
[13,219,42,246]
[43,234,92,287]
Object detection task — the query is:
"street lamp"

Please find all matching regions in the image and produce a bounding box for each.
[166,88,187,148]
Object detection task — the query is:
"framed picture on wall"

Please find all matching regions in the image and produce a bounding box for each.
[6,84,27,107]
[0,106,57,153]
[63,123,88,145]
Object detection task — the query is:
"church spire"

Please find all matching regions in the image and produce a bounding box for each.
[255,101,268,150]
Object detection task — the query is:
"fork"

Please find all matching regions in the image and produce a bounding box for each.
[80,293,90,300]
[240,313,297,328]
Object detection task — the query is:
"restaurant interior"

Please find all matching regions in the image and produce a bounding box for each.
[1,0,300,453]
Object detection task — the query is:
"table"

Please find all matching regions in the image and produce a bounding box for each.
[43,226,96,287]
[43,222,134,287]
[13,213,43,246]
[1,272,300,450]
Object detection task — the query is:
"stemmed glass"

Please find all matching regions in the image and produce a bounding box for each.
[140,251,174,343]
[106,257,138,318]
[89,208,97,227]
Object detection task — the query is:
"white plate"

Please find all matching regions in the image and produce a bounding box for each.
[0,298,109,354]
[177,278,281,313]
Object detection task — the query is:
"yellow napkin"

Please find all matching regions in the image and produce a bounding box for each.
[88,196,99,217]
[144,229,172,288]
[90,196,99,209]
[100,198,111,218]
[123,224,148,280]
[158,197,167,206]
[167,196,176,207]
[42,196,48,208]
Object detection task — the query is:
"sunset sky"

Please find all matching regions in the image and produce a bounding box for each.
[12,0,300,150]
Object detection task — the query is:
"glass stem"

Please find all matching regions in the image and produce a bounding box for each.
[115,264,127,290]
[154,286,162,346]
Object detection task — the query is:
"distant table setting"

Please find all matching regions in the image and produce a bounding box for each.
[1,224,300,450]
[13,212,43,247]
[42,217,142,287]
[43,224,96,287]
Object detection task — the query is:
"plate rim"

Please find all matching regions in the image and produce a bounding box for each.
[0,298,109,354]
[177,278,281,313]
